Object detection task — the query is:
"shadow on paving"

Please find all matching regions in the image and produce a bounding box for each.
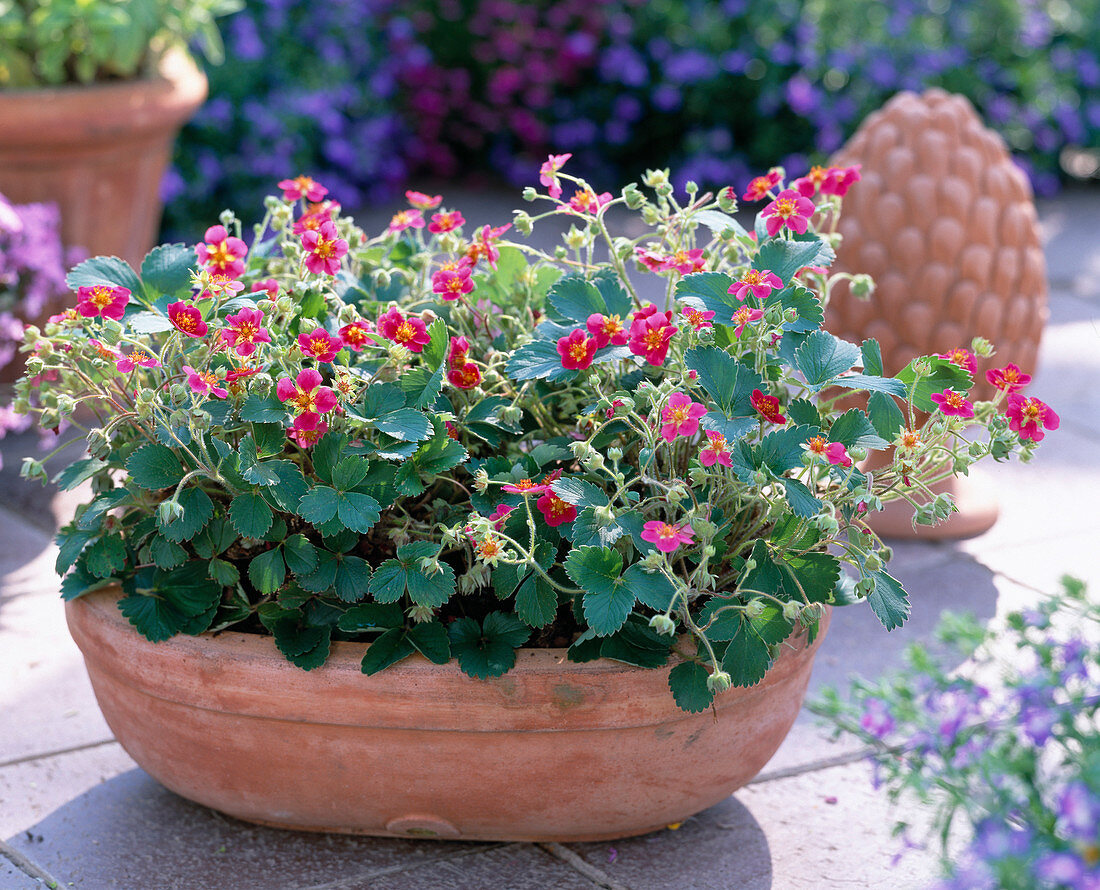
[6,767,772,890]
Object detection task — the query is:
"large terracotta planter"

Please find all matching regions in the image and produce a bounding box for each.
[66,589,830,842]
[0,49,207,272]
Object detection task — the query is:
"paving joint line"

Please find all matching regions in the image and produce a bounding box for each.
[0,737,117,771]
[539,842,633,890]
[746,746,875,785]
[295,843,513,890]
[0,838,62,888]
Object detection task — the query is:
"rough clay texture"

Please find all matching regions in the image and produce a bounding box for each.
[826,88,1048,400]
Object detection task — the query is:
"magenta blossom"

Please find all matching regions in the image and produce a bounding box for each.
[289,417,328,449]
[278,175,328,202]
[539,152,572,199]
[221,308,271,358]
[405,190,442,210]
[1005,394,1059,442]
[182,365,227,399]
[377,307,431,352]
[761,189,815,237]
[640,520,695,553]
[428,211,465,234]
[729,269,783,302]
[167,301,207,338]
[586,312,628,347]
[661,248,706,275]
[660,392,707,442]
[276,368,338,430]
[821,164,861,197]
[938,347,978,377]
[339,320,374,352]
[699,430,732,467]
[557,329,597,371]
[297,329,341,363]
[731,305,764,338]
[986,363,1032,394]
[76,285,130,320]
[680,306,715,331]
[931,389,975,419]
[487,504,514,529]
[250,278,279,299]
[388,209,424,234]
[196,225,248,278]
[432,266,474,301]
[115,348,159,373]
[565,188,612,215]
[301,219,349,275]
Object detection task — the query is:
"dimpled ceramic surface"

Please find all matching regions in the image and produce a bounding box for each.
[825,89,1048,400]
[67,589,830,842]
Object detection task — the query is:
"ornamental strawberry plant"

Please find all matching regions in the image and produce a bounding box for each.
[11,160,1056,712]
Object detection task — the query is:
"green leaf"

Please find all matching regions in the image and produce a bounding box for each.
[405,561,455,608]
[592,271,633,318]
[358,383,405,419]
[867,570,911,631]
[193,518,236,559]
[784,399,820,427]
[675,272,738,316]
[782,478,822,518]
[160,487,213,543]
[66,255,143,300]
[229,492,273,539]
[768,285,825,333]
[360,627,416,675]
[793,330,861,389]
[141,243,194,298]
[408,621,451,664]
[239,393,288,423]
[897,357,973,413]
[684,346,739,413]
[86,534,126,578]
[272,619,331,671]
[332,455,370,491]
[77,489,130,532]
[399,363,447,410]
[336,491,382,534]
[778,551,841,604]
[248,548,286,594]
[515,574,558,628]
[753,235,834,285]
[367,543,454,608]
[54,457,108,492]
[334,555,371,603]
[423,317,449,368]
[298,486,339,526]
[868,392,906,442]
[118,595,184,643]
[298,550,338,592]
[861,338,884,377]
[548,275,605,322]
[600,621,670,668]
[208,558,240,587]
[569,506,624,549]
[268,461,310,512]
[414,429,467,475]
[368,560,406,604]
[56,524,95,574]
[623,564,677,611]
[697,597,742,641]
[150,535,187,570]
[373,409,432,443]
[828,409,889,449]
[667,662,714,713]
[565,546,634,637]
[448,612,530,680]
[282,534,318,575]
[127,443,184,490]
[551,477,609,508]
[830,374,907,397]
[252,423,285,458]
[721,618,773,687]
[337,602,404,631]
[757,424,819,475]
[124,308,176,334]
[506,339,577,382]
[747,602,794,645]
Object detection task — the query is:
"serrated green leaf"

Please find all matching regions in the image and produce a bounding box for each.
[229,492,273,539]
[753,235,833,285]
[721,618,773,687]
[868,392,906,442]
[118,594,183,643]
[86,534,126,578]
[268,461,310,512]
[551,477,609,508]
[777,551,841,604]
[623,564,677,611]
[399,363,447,410]
[248,548,286,594]
[160,487,213,543]
[140,242,194,298]
[239,393,288,423]
[332,455,370,491]
[55,524,95,575]
[506,339,578,382]
[668,662,715,713]
[600,626,670,668]
[867,570,911,631]
[757,423,819,475]
[336,491,381,534]
[675,272,738,316]
[298,486,339,526]
[66,255,143,300]
[272,618,331,670]
[282,534,318,574]
[127,443,184,490]
[515,573,558,628]
[298,550,338,592]
[360,627,416,675]
[408,621,451,664]
[782,478,822,518]
[208,558,240,587]
[829,374,907,396]
[793,330,861,388]
[54,457,108,492]
[150,535,187,570]
[785,399,820,427]
[374,409,433,443]
[337,602,404,631]
[548,275,605,322]
[334,555,371,602]
[565,546,633,637]
[193,518,236,559]
[448,612,530,680]
[861,338,884,377]
[828,408,888,449]
[767,284,825,333]
[698,597,742,641]
[414,429,467,474]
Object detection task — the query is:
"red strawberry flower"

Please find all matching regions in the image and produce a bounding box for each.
[585,312,628,348]
[729,269,783,302]
[405,190,442,210]
[221,308,271,358]
[276,368,338,430]
[762,189,816,237]
[700,430,732,467]
[660,392,707,442]
[302,219,349,275]
[339,320,374,352]
[429,211,465,234]
[1005,394,1059,442]
[930,389,975,419]
[539,152,572,199]
[297,329,341,363]
[536,491,577,527]
[557,329,598,371]
[751,388,786,424]
[278,175,328,202]
[196,225,248,278]
[986,363,1032,394]
[167,301,207,338]
[76,285,130,320]
[640,521,695,553]
[182,365,227,399]
[377,307,431,352]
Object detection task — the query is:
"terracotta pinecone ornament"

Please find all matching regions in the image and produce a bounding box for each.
[825,88,1048,539]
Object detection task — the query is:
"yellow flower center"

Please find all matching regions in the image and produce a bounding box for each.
[741,271,763,286]
[236,322,258,341]
[207,242,234,270]
[806,436,827,454]
[775,198,798,218]
[568,341,589,362]
[707,433,727,452]
[478,537,502,559]
[657,524,678,540]
[174,313,197,333]
[313,238,336,260]
[395,320,417,343]
[943,391,966,409]
[670,405,691,423]
[90,286,114,308]
[293,391,317,412]
[642,329,664,350]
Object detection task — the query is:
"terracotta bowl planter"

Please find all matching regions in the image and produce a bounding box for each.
[0,49,207,273]
[66,588,831,842]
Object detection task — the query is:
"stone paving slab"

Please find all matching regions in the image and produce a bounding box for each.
[0,858,49,889]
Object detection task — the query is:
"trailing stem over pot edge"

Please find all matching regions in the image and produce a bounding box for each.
[12,162,1056,713]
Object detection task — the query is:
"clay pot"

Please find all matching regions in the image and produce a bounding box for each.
[0,49,207,273]
[66,588,830,842]
[825,89,1048,539]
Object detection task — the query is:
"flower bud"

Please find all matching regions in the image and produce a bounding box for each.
[86,429,110,458]
[641,205,660,225]
[970,336,995,358]
[622,183,645,209]
[25,356,44,375]
[276,296,295,314]
[764,305,784,326]
[850,274,875,299]
[717,188,738,213]
[23,326,40,344]
[585,452,605,471]
[848,446,868,462]
[782,601,801,622]
[190,409,212,430]
[20,458,47,483]
[13,397,30,414]
[100,319,123,344]
[473,468,489,493]
[56,394,76,416]
[752,469,768,487]
[703,544,716,558]
[407,603,435,624]
[745,599,766,619]
[554,245,568,260]
[607,447,623,462]
[694,518,717,538]
[36,339,53,357]
[655,182,674,197]
[157,499,185,526]
[783,308,799,324]
[684,180,699,196]
[522,186,538,202]
[814,514,840,535]
[707,670,732,693]
[642,551,663,569]
[649,614,676,636]
[218,208,237,228]
[642,168,670,188]
[570,441,594,461]
[513,211,533,236]
[864,552,883,572]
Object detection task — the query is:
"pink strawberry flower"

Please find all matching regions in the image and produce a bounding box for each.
[448,363,482,389]
[221,308,271,358]
[196,225,248,278]
[377,307,431,352]
[502,478,552,495]
[87,338,123,365]
[751,389,786,425]
[116,347,159,373]
[539,152,572,198]
[565,188,612,215]
[289,417,328,448]
[640,520,695,553]
[680,306,715,331]
[660,392,707,442]
[635,247,667,272]
[1005,394,1059,442]
[661,249,706,275]
[585,313,628,348]
[805,436,854,468]
[821,164,861,197]
[699,430,733,467]
[292,201,339,236]
[930,389,975,419]
[301,219,349,275]
[487,504,514,529]
[388,209,424,234]
[182,365,228,399]
[628,306,678,366]
[339,320,374,352]
[465,223,511,268]
[762,189,816,237]
[250,278,279,298]
[557,329,598,371]
[731,305,764,338]
[794,165,831,197]
[76,285,130,320]
[278,175,328,202]
[432,266,475,301]
[938,347,978,377]
[276,368,338,430]
[729,269,783,302]
[742,169,783,202]
[536,491,577,528]
[406,190,442,210]
[986,363,1032,394]
[298,329,341,363]
[203,274,245,298]
[449,336,471,366]
[428,211,465,234]
[167,301,207,338]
